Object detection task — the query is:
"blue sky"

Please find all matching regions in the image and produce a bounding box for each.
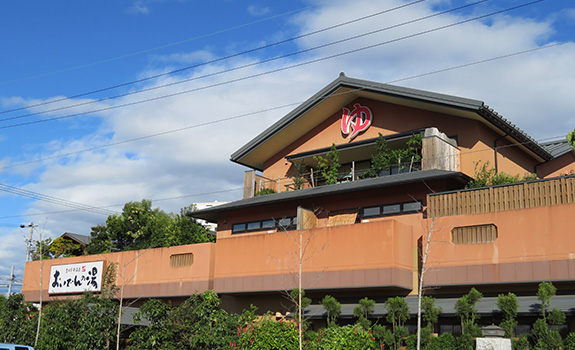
[0,0,573,293]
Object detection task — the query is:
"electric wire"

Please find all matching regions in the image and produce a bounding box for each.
[0,183,117,216]
[0,0,428,117]
[0,0,538,130]
[0,39,568,173]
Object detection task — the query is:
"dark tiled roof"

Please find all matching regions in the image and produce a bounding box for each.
[61,232,91,245]
[231,75,554,169]
[188,170,471,222]
[541,139,574,158]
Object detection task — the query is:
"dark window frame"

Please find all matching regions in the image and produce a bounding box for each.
[357,200,423,220]
[232,216,297,234]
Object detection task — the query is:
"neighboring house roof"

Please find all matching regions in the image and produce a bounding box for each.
[60,232,91,246]
[541,139,574,158]
[188,169,472,222]
[231,74,553,171]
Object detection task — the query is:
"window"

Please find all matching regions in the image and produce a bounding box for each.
[247,222,261,231]
[362,206,381,217]
[403,201,422,213]
[262,220,276,229]
[232,216,297,234]
[358,200,422,220]
[170,253,194,268]
[232,223,246,233]
[382,204,401,215]
[452,224,497,244]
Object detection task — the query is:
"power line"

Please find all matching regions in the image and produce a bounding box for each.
[0,1,326,87]
[0,0,536,130]
[0,39,567,174]
[0,187,245,220]
[0,0,428,117]
[0,183,117,216]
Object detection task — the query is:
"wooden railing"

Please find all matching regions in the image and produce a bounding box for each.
[428,176,575,218]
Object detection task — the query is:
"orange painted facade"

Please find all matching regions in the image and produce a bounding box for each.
[21,75,575,329]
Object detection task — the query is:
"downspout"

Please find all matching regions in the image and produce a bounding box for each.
[493,133,510,173]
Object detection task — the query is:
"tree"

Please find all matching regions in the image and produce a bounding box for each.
[567,128,575,149]
[129,290,243,350]
[321,295,341,327]
[497,292,518,338]
[313,144,341,185]
[384,296,410,350]
[0,293,37,346]
[531,282,565,350]
[36,293,118,350]
[454,288,483,337]
[87,200,211,254]
[353,297,375,329]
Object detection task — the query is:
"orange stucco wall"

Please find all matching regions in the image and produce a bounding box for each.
[22,243,216,303]
[537,152,575,178]
[424,203,575,286]
[213,219,415,293]
[261,98,540,187]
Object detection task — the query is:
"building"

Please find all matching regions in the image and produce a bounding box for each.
[22,74,575,334]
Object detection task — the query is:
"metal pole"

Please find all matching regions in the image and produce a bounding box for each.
[22,222,38,262]
[7,265,14,295]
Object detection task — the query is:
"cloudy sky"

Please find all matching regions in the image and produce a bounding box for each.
[0,0,573,293]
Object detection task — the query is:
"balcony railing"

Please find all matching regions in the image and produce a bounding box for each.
[427,175,575,218]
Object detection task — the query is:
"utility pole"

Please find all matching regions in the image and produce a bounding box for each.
[21,222,39,261]
[7,265,15,295]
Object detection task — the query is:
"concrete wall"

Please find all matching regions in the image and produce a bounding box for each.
[22,243,216,303]
[424,203,575,287]
[213,219,415,294]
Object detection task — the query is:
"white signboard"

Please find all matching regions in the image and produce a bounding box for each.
[48,261,104,294]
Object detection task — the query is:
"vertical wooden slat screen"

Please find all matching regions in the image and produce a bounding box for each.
[428,177,575,218]
[451,224,497,245]
[170,253,194,268]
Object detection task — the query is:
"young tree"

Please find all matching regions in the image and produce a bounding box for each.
[531,282,566,350]
[313,144,341,185]
[385,296,410,350]
[496,292,518,338]
[353,297,375,329]
[321,295,341,327]
[454,287,483,337]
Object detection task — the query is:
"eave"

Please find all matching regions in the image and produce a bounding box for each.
[230,74,553,170]
[188,169,472,223]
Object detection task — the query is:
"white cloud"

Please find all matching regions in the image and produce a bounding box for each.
[248,5,270,17]
[125,1,150,15]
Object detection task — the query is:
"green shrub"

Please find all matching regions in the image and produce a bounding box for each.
[255,188,277,196]
[308,325,377,350]
[564,333,575,350]
[466,161,536,188]
[512,335,530,350]
[235,317,299,350]
[427,333,458,350]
